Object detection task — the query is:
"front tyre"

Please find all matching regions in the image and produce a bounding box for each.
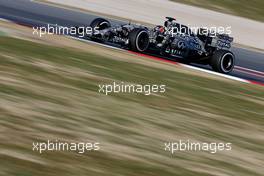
[129,28,149,52]
[210,50,235,74]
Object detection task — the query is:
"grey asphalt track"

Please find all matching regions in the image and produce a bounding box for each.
[0,0,263,83]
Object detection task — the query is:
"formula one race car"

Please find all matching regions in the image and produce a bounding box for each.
[85,17,235,74]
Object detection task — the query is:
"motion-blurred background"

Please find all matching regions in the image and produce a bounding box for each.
[0,0,264,176]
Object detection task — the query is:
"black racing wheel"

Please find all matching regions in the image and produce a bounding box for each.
[90,18,111,42]
[90,18,111,31]
[129,28,149,52]
[210,49,235,73]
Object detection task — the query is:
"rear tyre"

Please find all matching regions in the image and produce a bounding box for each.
[129,28,149,52]
[210,50,235,74]
[90,18,111,30]
[90,18,111,42]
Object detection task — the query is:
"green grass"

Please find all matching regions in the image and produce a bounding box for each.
[0,36,264,176]
[0,30,6,36]
[170,0,264,22]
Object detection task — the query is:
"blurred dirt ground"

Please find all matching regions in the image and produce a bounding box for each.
[0,21,264,176]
